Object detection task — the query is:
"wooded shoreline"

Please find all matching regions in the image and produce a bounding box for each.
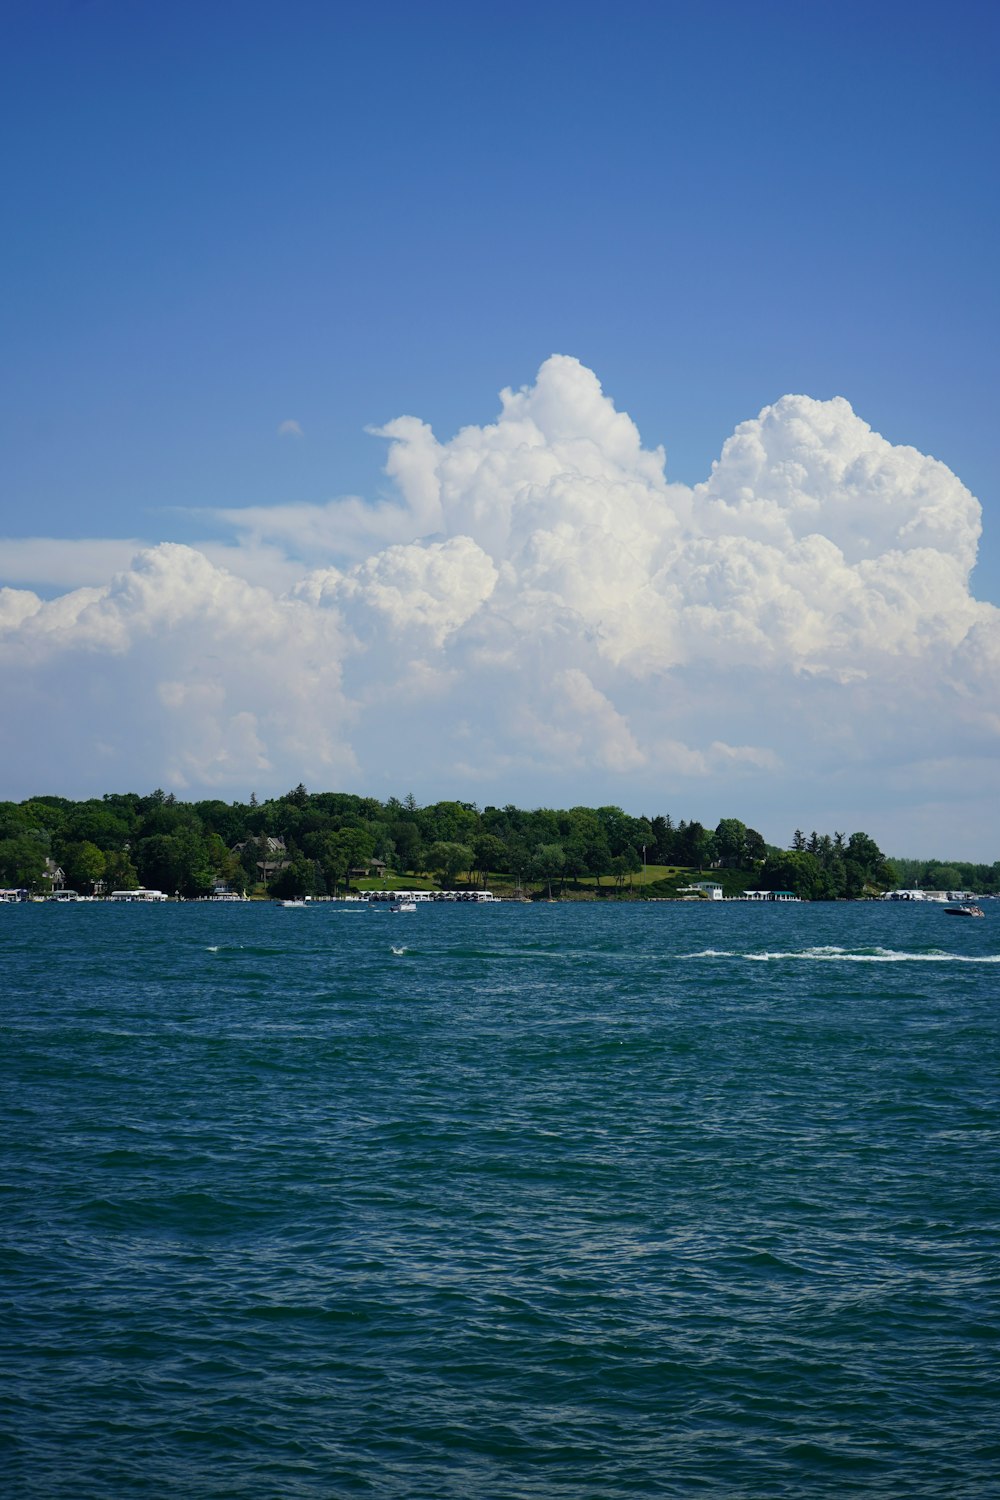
[2,787,996,901]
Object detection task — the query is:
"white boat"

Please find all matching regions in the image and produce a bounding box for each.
[278,898,310,908]
[391,900,417,913]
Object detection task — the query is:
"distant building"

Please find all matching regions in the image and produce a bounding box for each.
[678,881,723,900]
[232,836,288,883]
[738,890,800,902]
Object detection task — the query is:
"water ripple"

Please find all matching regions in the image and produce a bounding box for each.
[1,900,998,1497]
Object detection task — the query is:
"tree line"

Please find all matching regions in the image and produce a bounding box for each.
[0,787,993,900]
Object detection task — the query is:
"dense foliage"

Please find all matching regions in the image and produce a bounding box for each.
[757,829,899,901]
[0,789,991,899]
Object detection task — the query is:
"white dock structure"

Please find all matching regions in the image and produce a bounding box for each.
[735,890,800,902]
[364,889,501,904]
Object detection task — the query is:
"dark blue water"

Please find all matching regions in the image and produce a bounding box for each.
[2,901,999,1498]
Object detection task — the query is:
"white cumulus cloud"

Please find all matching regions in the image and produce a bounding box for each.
[0,357,997,853]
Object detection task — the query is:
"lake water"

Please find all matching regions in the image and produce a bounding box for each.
[3,900,999,1497]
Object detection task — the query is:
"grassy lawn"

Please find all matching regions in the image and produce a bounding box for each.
[351,873,438,892]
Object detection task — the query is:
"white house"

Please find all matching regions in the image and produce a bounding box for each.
[679,881,724,900]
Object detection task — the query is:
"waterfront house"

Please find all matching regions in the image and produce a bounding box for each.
[739,889,799,902]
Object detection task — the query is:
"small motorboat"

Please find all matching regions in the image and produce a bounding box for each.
[944,904,985,917]
[390,900,417,913]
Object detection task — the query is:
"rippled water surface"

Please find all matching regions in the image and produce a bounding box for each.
[3,901,999,1497]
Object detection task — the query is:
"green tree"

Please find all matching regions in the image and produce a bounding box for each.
[650,814,676,863]
[421,802,480,847]
[745,828,767,864]
[562,837,589,888]
[565,808,610,886]
[59,803,131,853]
[530,842,566,897]
[308,827,377,892]
[134,795,189,838]
[19,799,68,837]
[596,806,632,856]
[0,804,32,840]
[61,841,106,893]
[759,850,824,899]
[193,799,248,846]
[339,827,377,888]
[0,834,48,890]
[392,821,423,874]
[585,833,613,888]
[427,841,474,887]
[845,831,895,891]
[473,833,507,889]
[205,833,242,889]
[136,830,214,897]
[304,830,343,892]
[375,834,398,871]
[270,857,316,899]
[714,818,747,869]
[679,821,715,869]
[922,864,964,891]
[103,849,140,891]
[504,836,532,895]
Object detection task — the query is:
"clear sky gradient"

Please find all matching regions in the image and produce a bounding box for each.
[1,1,998,856]
[4,0,997,580]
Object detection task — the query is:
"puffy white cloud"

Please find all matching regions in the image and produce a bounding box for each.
[697,394,981,570]
[299,536,498,647]
[0,545,356,791]
[0,358,997,852]
[0,587,43,631]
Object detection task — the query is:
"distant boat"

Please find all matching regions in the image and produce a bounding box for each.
[944,904,985,918]
[279,898,310,908]
[390,900,417,913]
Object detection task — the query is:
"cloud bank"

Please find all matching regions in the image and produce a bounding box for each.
[1,357,997,853]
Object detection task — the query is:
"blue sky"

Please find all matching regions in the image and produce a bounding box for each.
[4,0,997,575]
[1,1,998,855]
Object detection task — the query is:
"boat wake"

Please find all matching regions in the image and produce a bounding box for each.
[391,944,408,956]
[681,945,1000,964]
[204,943,286,956]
